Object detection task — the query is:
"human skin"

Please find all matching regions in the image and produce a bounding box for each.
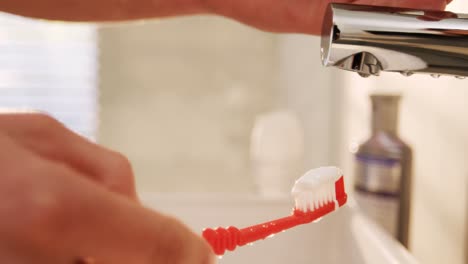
[0,0,452,34]
[0,113,214,264]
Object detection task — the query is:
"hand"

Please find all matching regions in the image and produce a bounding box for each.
[0,0,454,35]
[207,0,453,34]
[0,113,214,264]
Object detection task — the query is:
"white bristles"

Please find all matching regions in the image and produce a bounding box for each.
[291,166,342,213]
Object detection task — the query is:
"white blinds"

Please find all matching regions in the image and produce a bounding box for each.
[0,13,98,139]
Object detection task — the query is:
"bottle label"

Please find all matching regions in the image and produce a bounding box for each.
[354,155,402,238]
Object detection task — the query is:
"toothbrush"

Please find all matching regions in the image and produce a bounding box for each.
[202,166,347,255]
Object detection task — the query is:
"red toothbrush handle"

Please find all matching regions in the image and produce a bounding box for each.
[202,226,243,255]
[203,176,348,255]
[202,201,336,255]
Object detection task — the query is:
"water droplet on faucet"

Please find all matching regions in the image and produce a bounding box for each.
[358,72,371,78]
[401,71,414,77]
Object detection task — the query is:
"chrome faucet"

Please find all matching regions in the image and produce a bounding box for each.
[321,3,468,78]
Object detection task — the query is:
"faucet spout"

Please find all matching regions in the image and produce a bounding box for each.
[334,52,382,77]
[321,4,468,78]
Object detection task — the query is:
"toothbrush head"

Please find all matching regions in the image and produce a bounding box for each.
[291,166,347,214]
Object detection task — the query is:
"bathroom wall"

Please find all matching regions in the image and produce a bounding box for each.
[277,35,335,169]
[97,16,337,194]
[97,16,280,193]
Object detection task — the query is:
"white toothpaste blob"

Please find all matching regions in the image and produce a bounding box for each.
[291,166,343,213]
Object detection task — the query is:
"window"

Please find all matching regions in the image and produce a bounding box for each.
[0,13,98,139]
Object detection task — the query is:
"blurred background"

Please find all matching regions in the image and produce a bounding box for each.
[0,1,467,264]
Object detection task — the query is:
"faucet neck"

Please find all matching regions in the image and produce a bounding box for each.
[371,95,400,135]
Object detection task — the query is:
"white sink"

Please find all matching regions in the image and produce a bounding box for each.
[141,193,418,264]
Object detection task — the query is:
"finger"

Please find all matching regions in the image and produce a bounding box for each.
[0,137,214,264]
[43,173,214,264]
[419,10,457,21]
[0,113,137,199]
[209,0,448,35]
